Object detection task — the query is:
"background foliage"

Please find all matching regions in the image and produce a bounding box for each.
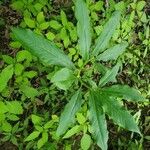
[0,0,150,149]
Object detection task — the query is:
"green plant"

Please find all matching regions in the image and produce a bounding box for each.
[0,100,23,145]
[11,0,50,15]
[1,51,39,100]
[24,114,59,149]
[12,0,145,149]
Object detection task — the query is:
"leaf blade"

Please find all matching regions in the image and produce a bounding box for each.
[0,65,14,92]
[25,131,40,142]
[56,89,82,136]
[63,125,80,139]
[0,102,8,114]
[99,63,120,87]
[97,42,128,61]
[98,94,141,134]
[12,28,75,69]
[37,132,48,149]
[6,101,23,115]
[93,11,121,56]
[75,0,91,60]
[51,68,76,90]
[81,134,92,150]
[101,85,145,102]
[89,91,108,150]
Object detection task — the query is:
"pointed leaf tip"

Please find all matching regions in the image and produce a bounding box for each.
[56,89,82,136]
[93,11,121,56]
[75,0,91,60]
[12,28,75,69]
[89,91,108,150]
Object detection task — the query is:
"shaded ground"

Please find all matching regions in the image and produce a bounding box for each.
[0,1,21,56]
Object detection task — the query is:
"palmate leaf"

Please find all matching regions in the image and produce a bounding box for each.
[99,62,120,87]
[93,11,121,56]
[75,0,91,60]
[97,42,128,61]
[101,85,145,102]
[56,89,82,136]
[89,91,108,150]
[98,93,141,134]
[12,28,75,69]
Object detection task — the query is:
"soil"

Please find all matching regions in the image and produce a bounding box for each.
[0,2,21,56]
[0,142,18,150]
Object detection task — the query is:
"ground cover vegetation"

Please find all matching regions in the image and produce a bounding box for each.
[0,0,150,149]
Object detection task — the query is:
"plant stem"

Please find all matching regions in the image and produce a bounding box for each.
[79,78,90,89]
